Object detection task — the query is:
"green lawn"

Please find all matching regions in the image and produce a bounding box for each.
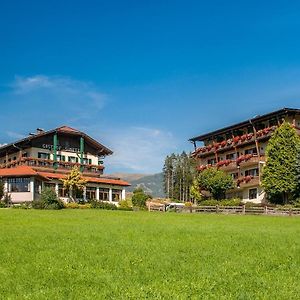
[0,210,300,299]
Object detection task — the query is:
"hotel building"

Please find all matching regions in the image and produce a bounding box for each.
[0,126,130,204]
[189,108,300,203]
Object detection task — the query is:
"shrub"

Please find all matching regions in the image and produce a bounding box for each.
[198,199,219,206]
[65,202,80,209]
[131,188,151,208]
[90,200,117,210]
[219,198,242,206]
[32,188,64,210]
[118,199,132,209]
[0,193,12,208]
[292,198,300,208]
[12,202,32,209]
[65,203,91,209]
[198,198,242,206]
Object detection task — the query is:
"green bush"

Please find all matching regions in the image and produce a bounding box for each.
[65,203,91,209]
[219,198,242,206]
[198,199,219,206]
[32,188,64,210]
[198,198,242,207]
[0,193,12,208]
[90,200,117,210]
[118,199,132,209]
[292,198,300,208]
[131,188,151,208]
[12,202,32,209]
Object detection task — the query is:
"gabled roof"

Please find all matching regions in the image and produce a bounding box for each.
[0,125,113,156]
[189,107,300,142]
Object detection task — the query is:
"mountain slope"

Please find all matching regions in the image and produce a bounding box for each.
[110,173,165,198]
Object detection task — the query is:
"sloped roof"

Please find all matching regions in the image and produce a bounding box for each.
[0,125,113,156]
[0,166,49,180]
[189,107,300,142]
[38,172,131,187]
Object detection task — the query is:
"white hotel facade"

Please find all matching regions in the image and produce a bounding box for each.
[0,126,130,204]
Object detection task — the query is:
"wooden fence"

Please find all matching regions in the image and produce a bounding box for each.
[147,203,300,216]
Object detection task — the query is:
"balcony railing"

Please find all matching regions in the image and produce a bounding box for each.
[193,126,277,157]
[197,154,265,172]
[0,157,104,175]
[237,175,260,188]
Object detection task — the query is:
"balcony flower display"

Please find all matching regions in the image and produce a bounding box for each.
[236,175,254,186]
[216,159,232,167]
[233,136,240,144]
[220,141,227,147]
[236,154,253,165]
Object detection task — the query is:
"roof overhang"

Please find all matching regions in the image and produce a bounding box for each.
[189,107,300,142]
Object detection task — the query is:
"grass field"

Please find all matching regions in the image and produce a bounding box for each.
[0,210,300,299]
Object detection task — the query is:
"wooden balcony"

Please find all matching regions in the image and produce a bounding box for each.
[238,176,260,188]
[193,126,277,158]
[239,155,265,168]
[0,157,104,176]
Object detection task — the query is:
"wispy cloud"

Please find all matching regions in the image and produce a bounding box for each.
[103,126,178,173]
[5,131,26,140]
[1,75,107,127]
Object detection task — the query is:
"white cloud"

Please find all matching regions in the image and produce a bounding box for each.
[4,75,107,124]
[103,126,178,174]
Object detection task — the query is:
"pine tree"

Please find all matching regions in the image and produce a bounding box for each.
[262,121,300,204]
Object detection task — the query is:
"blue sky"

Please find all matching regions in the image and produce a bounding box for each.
[1,1,300,173]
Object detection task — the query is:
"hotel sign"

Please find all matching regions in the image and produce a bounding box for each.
[42,144,80,153]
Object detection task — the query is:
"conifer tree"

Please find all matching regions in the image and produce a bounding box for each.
[262,121,300,204]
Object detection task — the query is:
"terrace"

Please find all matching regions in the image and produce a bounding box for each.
[193,126,277,158]
[0,157,104,177]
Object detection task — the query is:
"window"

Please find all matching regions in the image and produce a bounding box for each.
[245,168,259,177]
[226,152,238,160]
[245,148,257,155]
[249,188,257,200]
[8,177,30,192]
[230,173,238,180]
[38,152,50,159]
[86,187,96,200]
[207,158,216,165]
[99,188,109,200]
[58,184,68,197]
[68,156,78,163]
[57,155,65,161]
[112,189,122,201]
[81,158,91,164]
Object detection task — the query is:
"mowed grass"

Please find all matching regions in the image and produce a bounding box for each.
[0,210,300,299]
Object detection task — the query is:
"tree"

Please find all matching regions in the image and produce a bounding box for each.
[62,166,86,202]
[197,168,234,200]
[131,188,151,208]
[32,187,64,210]
[262,121,300,204]
[163,152,197,201]
[190,178,202,203]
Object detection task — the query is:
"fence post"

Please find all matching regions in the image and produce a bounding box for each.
[289,208,292,217]
[216,205,219,214]
[242,205,246,215]
[148,202,151,212]
[264,206,268,215]
[175,204,177,213]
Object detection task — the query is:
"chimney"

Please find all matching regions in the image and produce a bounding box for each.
[36,128,45,135]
